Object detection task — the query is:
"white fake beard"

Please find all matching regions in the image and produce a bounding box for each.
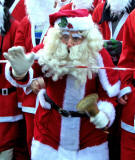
[0,4,4,33]
[107,0,132,16]
[72,0,94,10]
[38,40,98,85]
[25,0,55,25]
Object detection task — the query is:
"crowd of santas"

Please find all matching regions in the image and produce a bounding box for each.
[0,0,135,160]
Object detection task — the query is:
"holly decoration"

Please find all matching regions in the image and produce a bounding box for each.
[58,17,68,28]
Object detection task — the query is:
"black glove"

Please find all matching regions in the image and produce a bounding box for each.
[104,39,122,65]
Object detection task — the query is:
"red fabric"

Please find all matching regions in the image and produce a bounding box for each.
[121,129,135,160]
[60,0,105,14]
[14,16,46,156]
[11,0,26,22]
[30,46,119,150]
[49,9,89,26]
[92,2,125,40]
[118,10,135,125]
[24,113,35,155]
[14,16,34,52]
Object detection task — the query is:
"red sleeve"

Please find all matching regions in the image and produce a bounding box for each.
[14,16,30,48]
[118,10,135,91]
[92,3,104,24]
[10,19,19,46]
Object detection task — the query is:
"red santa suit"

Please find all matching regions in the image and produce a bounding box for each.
[9,0,26,22]
[60,0,104,14]
[14,0,55,154]
[92,1,130,41]
[0,9,24,157]
[5,9,120,160]
[118,9,135,160]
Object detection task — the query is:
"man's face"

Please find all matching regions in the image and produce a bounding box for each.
[60,31,84,49]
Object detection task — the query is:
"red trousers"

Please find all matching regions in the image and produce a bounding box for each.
[121,129,135,160]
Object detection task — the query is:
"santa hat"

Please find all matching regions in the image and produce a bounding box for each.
[49,9,95,31]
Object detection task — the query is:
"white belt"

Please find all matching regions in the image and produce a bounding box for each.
[121,121,135,133]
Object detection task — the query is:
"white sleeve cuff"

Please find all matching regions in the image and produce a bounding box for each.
[118,87,132,98]
[90,111,109,129]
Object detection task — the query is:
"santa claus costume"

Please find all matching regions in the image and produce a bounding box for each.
[0,2,27,160]
[92,0,135,41]
[118,9,135,160]
[2,0,26,22]
[92,0,135,159]
[60,0,105,15]
[14,0,56,155]
[4,9,120,160]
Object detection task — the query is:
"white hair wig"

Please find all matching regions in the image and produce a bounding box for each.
[38,24,103,85]
[25,0,55,25]
[107,0,132,16]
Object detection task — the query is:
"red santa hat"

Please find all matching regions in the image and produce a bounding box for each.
[49,9,94,31]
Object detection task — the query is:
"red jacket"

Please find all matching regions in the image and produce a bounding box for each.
[0,19,23,152]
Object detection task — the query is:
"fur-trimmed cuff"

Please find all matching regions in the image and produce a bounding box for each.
[90,111,109,129]
[118,86,132,98]
[5,62,33,88]
[37,89,51,109]
[97,100,115,127]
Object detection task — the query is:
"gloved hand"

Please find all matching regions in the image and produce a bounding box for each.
[76,93,99,117]
[4,46,35,78]
[76,94,110,129]
[30,77,45,94]
[104,39,122,65]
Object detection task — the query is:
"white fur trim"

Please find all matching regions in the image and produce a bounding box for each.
[55,15,96,31]
[107,0,132,15]
[55,0,72,10]
[9,0,20,14]
[5,62,33,88]
[118,86,132,98]
[121,121,135,133]
[109,13,129,39]
[72,0,94,10]
[22,106,36,114]
[37,89,51,109]
[97,100,115,127]
[31,139,109,160]
[0,114,23,122]
[23,86,32,95]
[60,75,85,150]
[97,54,120,97]
[90,111,109,129]
[18,102,22,108]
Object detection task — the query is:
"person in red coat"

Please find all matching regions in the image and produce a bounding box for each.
[14,0,56,155]
[2,0,26,22]
[92,0,135,65]
[118,9,135,160]
[92,1,135,159]
[4,9,120,160]
[0,2,29,160]
[60,0,104,14]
